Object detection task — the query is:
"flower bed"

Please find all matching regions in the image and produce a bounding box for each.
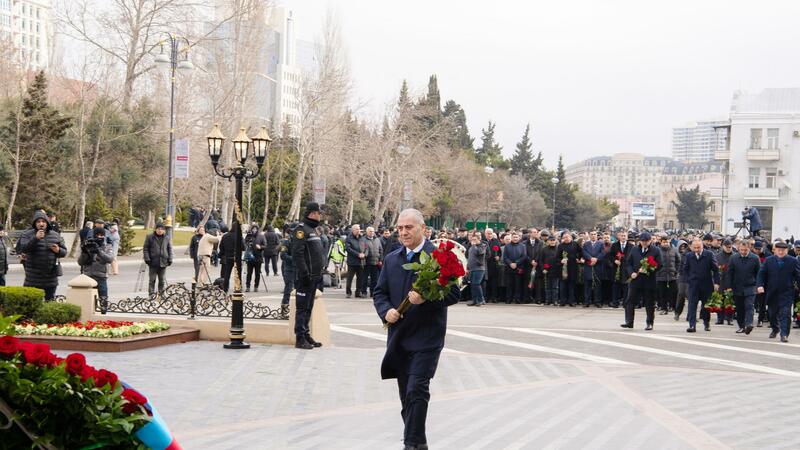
[14,320,171,339]
[0,334,180,449]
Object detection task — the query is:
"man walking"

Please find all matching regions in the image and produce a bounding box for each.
[682,239,720,332]
[725,241,760,335]
[757,241,800,342]
[364,226,383,297]
[373,209,460,450]
[15,211,67,300]
[142,223,172,298]
[291,203,327,349]
[656,234,680,315]
[621,232,662,330]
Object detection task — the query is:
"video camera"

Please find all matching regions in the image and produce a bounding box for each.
[82,236,105,255]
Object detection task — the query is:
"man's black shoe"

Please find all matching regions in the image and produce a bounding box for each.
[583,304,590,308]
[568,304,575,307]
[346,293,352,299]
[295,338,313,350]
[757,320,763,327]
[781,336,789,343]
[686,327,696,333]
[467,302,477,306]
[735,328,745,334]
[704,324,711,332]
[715,319,724,325]
[620,323,633,328]
[745,325,753,335]
[645,324,653,331]
[306,335,322,348]
[769,330,778,339]
[245,287,250,292]
[673,313,680,321]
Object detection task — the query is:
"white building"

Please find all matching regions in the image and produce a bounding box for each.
[0,0,52,69]
[718,89,800,240]
[566,153,670,202]
[672,118,728,162]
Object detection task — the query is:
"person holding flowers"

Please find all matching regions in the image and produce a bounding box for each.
[621,232,662,330]
[538,234,562,305]
[373,209,461,450]
[608,229,633,308]
[725,240,761,335]
[682,238,720,333]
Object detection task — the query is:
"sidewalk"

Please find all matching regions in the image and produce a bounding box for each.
[6,246,191,272]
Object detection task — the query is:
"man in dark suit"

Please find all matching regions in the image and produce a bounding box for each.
[525,228,544,303]
[608,230,632,308]
[582,231,604,307]
[682,238,720,332]
[725,241,761,334]
[345,224,368,298]
[373,209,460,450]
[621,232,662,330]
[757,241,800,342]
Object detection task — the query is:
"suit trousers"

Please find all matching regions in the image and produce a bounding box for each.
[220,261,234,292]
[656,281,677,311]
[769,303,792,338]
[734,294,755,329]
[625,284,655,325]
[505,270,525,303]
[560,279,576,305]
[675,282,688,317]
[294,280,318,338]
[148,266,166,296]
[612,281,628,307]
[346,264,365,295]
[687,285,712,329]
[397,349,440,447]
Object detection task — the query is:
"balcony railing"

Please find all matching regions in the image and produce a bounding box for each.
[713,150,730,160]
[743,187,779,200]
[746,149,780,161]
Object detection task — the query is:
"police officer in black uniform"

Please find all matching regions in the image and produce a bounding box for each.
[291,202,327,350]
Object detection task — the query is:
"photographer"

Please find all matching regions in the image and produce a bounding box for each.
[15,211,67,300]
[78,227,114,299]
[743,207,763,237]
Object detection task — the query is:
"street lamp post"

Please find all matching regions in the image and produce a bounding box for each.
[484,166,494,228]
[551,177,559,231]
[155,34,193,241]
[206,124,272,349]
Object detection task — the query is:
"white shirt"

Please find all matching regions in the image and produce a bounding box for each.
[405,240,426,255]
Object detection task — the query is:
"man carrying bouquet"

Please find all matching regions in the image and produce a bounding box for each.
[682,238,721,332]
[620,232,662,330]
[373,209,461,450]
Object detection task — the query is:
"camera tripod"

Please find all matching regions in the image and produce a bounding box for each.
[732,219,750,239]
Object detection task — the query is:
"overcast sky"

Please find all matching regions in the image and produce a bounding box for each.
[283,0,800,167]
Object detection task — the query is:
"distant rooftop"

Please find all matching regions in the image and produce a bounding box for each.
[731,88,800,113]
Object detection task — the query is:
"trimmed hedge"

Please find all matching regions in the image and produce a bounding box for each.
[32,302,81,325]
[0,286,45,319]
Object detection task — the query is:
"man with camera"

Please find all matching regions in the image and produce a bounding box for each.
[15,211,67,300]
[78,227,115,300]
[743,207,763,237]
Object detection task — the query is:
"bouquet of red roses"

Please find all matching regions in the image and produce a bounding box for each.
[543,263,551,292]
[614,252,624,281]
[627,255,658,283]
[385,240,466,329]
[705,291,723,313]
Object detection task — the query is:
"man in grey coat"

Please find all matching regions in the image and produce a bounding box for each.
[143,223,173,297]
[78,227,115,299]
[364,226,383,297]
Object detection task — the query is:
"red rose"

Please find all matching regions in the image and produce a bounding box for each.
[20,342,52,366]
[445,240,455,250]
[646,256,657,267]
[121,388,148,414]
[0,336,20,357]
[437,275,449,287]
[65,353,87,376]
[543,263,551,270]
[492,245,500,252]
[80,365,97,382]
[94,369,118,389]
[616,252,624,259]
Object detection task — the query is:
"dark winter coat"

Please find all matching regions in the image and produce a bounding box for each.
[757,255,800,307]
[725,252,761,297]
[245,227,267,263]
[681,249,720,294]
[264,228,281,257]
[218,231,243,263]
[0,235,8,275]
[608,240,634,282]
[78,236,114,279]
[538,245,562,278]
[15,211,67,288]
[143,232,173,268]
[556,241,581,280]
[626,243,663,290]
[656,244,681,282]
[345,232,368,266]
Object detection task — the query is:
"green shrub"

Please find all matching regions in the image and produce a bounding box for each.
[0,286,45,319]
[32,302,81,325]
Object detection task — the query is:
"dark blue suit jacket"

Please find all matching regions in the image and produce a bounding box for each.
[681,250,720,293]
[582,240,603,279]
[757,255,800,307]
[724,252,760,296]
[626,243,662,290]
[373,240,460,379]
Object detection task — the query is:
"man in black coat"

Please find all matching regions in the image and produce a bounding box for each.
[15,211,67,300]
[621,232,662,330]
[142,223,173,297]
[263,225,281,276]
[608,230,633,308]
[484,228,502,303]
[373,209,460,449]
[525,228,544,303]
[345,224,368,298]
[757,241,800,342]
[682,238,720,332]
[725,242,761,334]
[218,224,242,293]
[556,231,581,307]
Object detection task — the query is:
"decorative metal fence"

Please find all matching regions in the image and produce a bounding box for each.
[93,283,288,320]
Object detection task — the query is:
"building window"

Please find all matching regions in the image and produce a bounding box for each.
[765,168,777,189]
[709,202,715,212]
[750,129,762,149]
[709,222,715,231]
[0,0,9,11]
[748,168,760,188]
[767,128,779,150]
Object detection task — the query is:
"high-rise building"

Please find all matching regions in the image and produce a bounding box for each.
[0,0,52,69]
[672,118,728,162]
[717,89,800,240]
[565,153,671,202]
